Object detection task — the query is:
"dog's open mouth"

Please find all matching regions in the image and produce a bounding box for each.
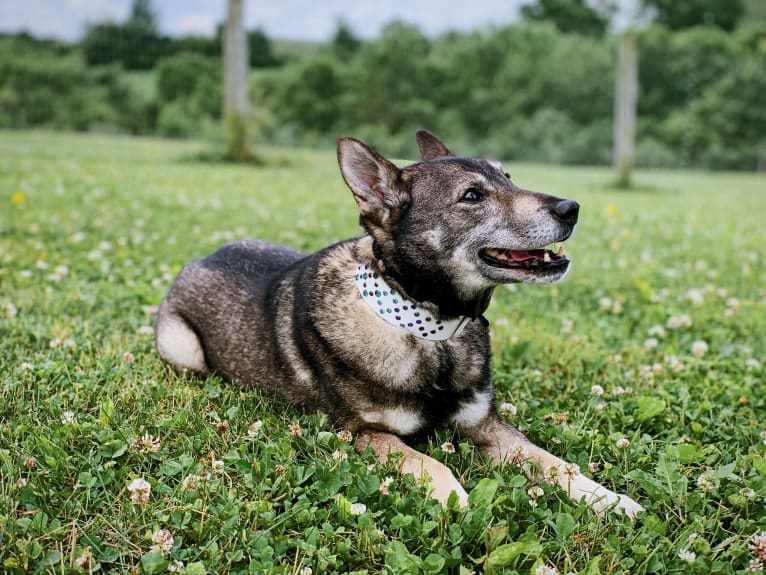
[480,243,569,271]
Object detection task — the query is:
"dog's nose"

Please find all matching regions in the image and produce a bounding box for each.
[551,199,579,225]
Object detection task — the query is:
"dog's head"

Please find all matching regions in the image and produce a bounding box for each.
[338,131,579,311]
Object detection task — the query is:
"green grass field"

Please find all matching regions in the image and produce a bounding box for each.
[1,130,765,575]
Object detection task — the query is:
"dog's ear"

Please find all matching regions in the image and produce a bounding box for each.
[416,130,453,161]
[337,138,407,218]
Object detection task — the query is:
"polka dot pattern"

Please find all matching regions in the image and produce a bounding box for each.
[354,263,470,341]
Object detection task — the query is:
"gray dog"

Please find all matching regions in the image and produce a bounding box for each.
[155,131,643,517]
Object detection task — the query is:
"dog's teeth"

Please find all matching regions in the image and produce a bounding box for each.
[556,245,565,257]
[485,248,499,257]
[543,251,551,263]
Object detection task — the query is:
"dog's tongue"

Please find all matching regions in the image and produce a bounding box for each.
[509,249,545,262]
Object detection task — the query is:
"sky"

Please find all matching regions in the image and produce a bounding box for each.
[0,0,642,42]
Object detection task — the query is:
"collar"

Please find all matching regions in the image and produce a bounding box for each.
[354,263,471,340]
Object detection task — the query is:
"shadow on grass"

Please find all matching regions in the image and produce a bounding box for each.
[602,179,673,194]
[181,146,295,168]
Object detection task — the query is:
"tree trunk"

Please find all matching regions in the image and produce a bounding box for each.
[224,0,250,162]
[613,35,638,188]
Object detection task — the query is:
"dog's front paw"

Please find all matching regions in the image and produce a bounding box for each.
[429,479,469,508]
[590,488,644,519]
[568,474,644,519]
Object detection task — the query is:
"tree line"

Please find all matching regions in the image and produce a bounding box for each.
[0,0,764,170]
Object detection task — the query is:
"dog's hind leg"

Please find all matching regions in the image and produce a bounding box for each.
[356,431,469,507]
[463,416,644,518]
[155,308,210,376]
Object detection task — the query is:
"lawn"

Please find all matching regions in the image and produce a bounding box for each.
[1,130,765,575]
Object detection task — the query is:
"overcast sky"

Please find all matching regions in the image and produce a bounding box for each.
[0,0,642,42]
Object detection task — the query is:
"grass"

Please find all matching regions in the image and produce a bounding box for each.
[1,130,765,575]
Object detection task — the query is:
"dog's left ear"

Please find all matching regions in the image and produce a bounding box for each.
[337,138,408,221]
[416,130,453,161]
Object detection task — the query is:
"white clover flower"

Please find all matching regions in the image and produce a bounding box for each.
[247,420,263,437]
[691,340,709,357]
[123,352,135,362]
[588,462,600,473]
[61,411,75,424]
[349,502,366,515]
[138,325,154,336]
[299,567,313,575]
[151,529,174,556]
[590,384,604,396]
[544,465,560,485]
[535,565,560,575]
[75,548,93,569]
[750,531,766,561]
[168,560,185,573]
[21,362,34,371]
[746,358,761,370]
[182,474,201,490]
[441,442,456,454]
[685,289,705,306]
[499,402,517,418]
[563,463,580,480]
[594,402,605,412]
[665,355,683,372]
[740,487,756,498]
[5,302,18,318]
[527,485,544,500]
[336,429,353,442]
[130,433,161,453]
[560,318,574,333]
[509,444,526,465]
[289,422,302,437]
[212,459,224,474]
[648,325,665,337]
[613,386,627,395]
[696,473,713,492]
[379,476,394,495]
[616,437,630,449]
[332,449,348,462]
[644,338,659,349]
[598,297,613,310]
[760,430,766,446]
[127,477,151,506]
[678,548,696,563]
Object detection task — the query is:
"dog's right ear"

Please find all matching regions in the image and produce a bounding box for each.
[337,138,407,220]
[416,130,453,161]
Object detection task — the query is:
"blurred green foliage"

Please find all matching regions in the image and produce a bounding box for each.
[1,9,764,170]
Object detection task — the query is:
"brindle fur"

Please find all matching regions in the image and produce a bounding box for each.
[155,131,643,517]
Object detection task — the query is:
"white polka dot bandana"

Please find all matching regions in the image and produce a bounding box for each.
[354,263,470,341]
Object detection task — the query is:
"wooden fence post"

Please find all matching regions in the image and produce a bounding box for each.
[613,35,638,188]
[224,0,250,162]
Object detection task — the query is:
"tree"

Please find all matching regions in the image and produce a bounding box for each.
[641,0,744,31]
[128,0,157,34]
[81,0,164,69]
[223,0,250,161]
[248,28,280,67]
[520,0,614,36]
[332,19,361,61]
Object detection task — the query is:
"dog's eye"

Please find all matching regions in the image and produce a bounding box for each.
[460,188,484,203]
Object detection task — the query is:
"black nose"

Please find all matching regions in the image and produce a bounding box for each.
[551,199,579,225]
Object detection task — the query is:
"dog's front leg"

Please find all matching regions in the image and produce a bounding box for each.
[355,430,469,507]
[463,416,644,518]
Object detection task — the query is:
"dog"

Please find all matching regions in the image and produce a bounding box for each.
[155,130,643,517]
